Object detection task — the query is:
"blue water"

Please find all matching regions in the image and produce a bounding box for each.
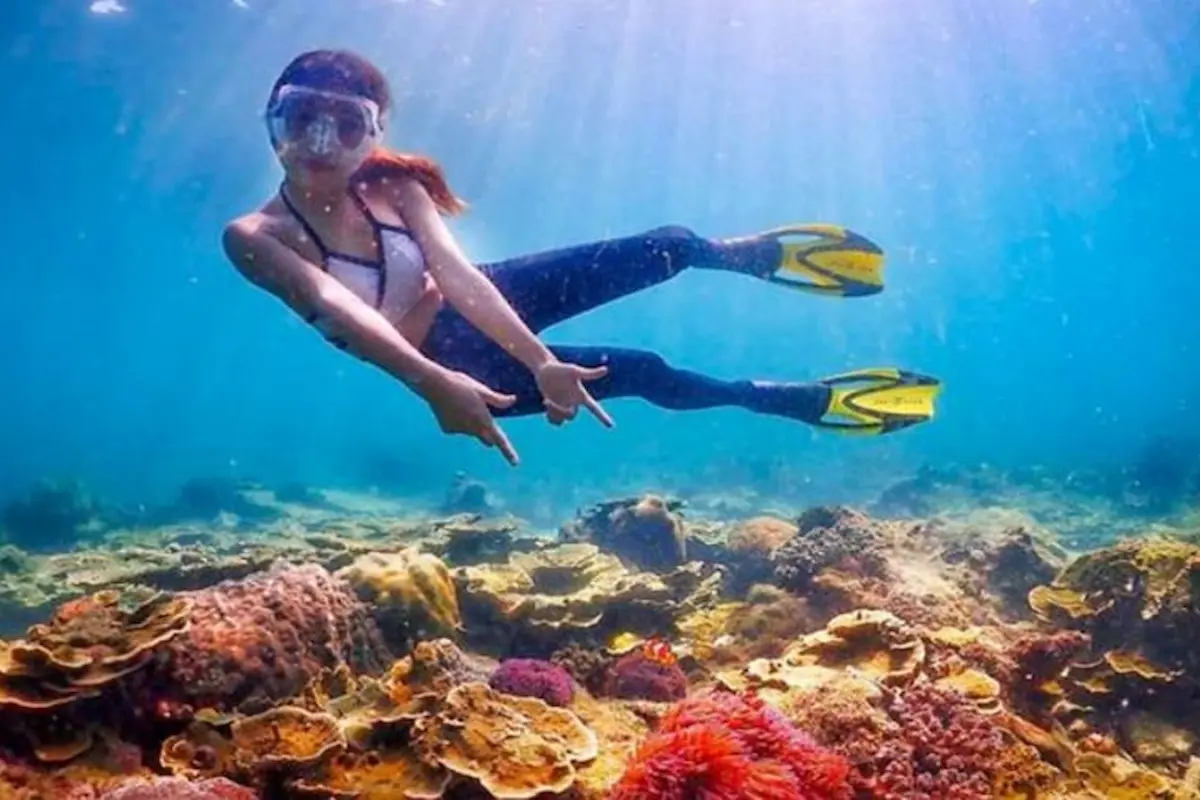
[1,0,1198,521]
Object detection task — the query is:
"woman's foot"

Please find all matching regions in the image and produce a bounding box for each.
[718,224,885,297]
[750,368,941,433]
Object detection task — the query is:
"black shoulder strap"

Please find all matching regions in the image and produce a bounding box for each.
[279,184,331,260]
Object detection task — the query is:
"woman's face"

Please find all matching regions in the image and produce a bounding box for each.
[267,84,384,184]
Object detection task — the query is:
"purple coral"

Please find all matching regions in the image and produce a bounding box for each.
[488,658,575,706]
[865,684,1005,799]
[603,650,688,702]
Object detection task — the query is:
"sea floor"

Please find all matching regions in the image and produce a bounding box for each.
[1,468,1199,799]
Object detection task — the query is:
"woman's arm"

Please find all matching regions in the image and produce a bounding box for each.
[395,179,557,373]
[396,179,614,428]
[222,219,450,392]
[221,218,523,464]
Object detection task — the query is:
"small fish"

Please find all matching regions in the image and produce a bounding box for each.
[641,637,678,667]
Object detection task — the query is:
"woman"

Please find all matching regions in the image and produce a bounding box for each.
[224,50,940,465]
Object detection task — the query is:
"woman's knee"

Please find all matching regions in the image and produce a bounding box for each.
[644,224,699,248]
[642,225,703,268]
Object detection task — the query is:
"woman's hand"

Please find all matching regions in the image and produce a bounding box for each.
[422,370,520,465]
[535,360,615,428]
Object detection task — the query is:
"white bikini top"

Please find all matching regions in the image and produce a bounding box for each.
[280,185,428,323]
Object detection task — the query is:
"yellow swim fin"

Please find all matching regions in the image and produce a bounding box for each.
[817,368,942,434]
[765,224,885,297]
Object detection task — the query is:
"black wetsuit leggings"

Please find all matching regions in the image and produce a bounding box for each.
[422,225,829,423]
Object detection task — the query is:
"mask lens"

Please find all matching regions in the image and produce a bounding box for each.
[271,88,376,151]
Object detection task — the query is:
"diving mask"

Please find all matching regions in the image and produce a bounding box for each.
[267,84,383,163]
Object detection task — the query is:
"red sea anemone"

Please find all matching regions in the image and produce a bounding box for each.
[608,690,851,800]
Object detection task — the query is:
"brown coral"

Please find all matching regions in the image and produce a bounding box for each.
[453,543,679,653]
[290,749,451,799]
[1027,537,1200,670]
[336,549,462,648]
[0,591,191,714]
[411,681,598,799]
[229,706,344,776]
[781,609,926,686]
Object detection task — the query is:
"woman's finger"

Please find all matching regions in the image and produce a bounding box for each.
[580,390,615,428]
[482,389,517,409]
[483,421,520,466]
[576,365,609,381]
[544,399,576,422]
[547,400,578,419]
[465,375,516,408]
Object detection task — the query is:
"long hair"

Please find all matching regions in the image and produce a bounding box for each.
[269,49,467,216]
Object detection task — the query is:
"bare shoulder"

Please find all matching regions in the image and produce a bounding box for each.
[222,203,294,276]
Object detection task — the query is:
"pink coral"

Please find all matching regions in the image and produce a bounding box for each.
[100,777,255,799]
[609,690,851,800]
[857,684,1004,800]
[156,562,390,714]
[603,650,688,702]
[489,659,575,706]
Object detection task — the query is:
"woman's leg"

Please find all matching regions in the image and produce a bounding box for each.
[442,338,830,422]
[479,225,779,333]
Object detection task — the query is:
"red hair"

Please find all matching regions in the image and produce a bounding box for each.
[354,149,467,216]
[270,49,467,217]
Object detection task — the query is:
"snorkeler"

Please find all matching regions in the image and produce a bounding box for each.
[223,50,942,466]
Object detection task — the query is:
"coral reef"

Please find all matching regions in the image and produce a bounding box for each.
[609,690,851,800]
[441,472,500,516]
[771,507,889,592]
[6,485,1200,799]
[549,644,612,696]
[488,658,575,707]
[865,683,1006,799]
[453,543,707,655]
[100,777,255,799]
[560,495,689,571]
[602,648,688,702]
[336,548,462,650]
[160,561,390,714]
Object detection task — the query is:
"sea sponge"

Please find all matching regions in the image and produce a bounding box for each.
[489,659,575,707]
[609,690,851,800]
[602,649,687,702]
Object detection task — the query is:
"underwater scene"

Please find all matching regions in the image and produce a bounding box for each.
[2,0,1200,798]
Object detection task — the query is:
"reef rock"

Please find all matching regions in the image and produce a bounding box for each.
[559,495,688,572]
